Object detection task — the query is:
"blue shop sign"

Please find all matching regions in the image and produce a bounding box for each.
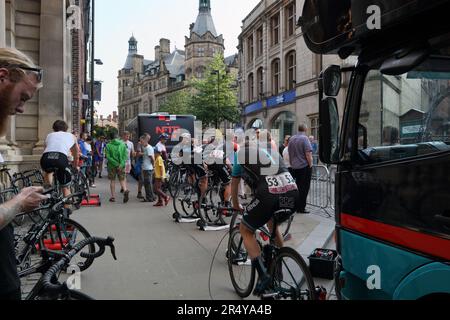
[244,101,263,115]
[267,90,296,108]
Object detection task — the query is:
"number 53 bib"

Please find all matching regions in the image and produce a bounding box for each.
[265,173,298,194]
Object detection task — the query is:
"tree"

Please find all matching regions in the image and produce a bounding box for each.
[93,125,118,139]
[190,53,240,127]
[159,89,192,115]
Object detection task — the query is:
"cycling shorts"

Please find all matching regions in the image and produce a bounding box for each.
[208,164,231,186]
[40,152,72,187]
[186,164,208,179]
[241,173,299,232]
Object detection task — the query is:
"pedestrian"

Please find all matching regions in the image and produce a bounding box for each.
[156,133,169,161]
[41,120,79,197]
[105,131,129,203]
[94,136,106,178]
[0,47,48,300]
[85,136,96,188]
[288,124,314,214]
[153,146,170,207]
[282,136,293,175]
[140,135,156,203]
[309,135,319,165]
[280,135,291,156]
[78,132,89,175]
[121,131,135,194]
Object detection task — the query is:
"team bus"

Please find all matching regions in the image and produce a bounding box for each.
[300,0,450,299]
[126,114,196,152]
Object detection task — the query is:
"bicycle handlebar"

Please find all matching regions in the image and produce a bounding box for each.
[41,236,116,295]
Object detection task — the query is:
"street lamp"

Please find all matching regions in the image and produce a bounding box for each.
[211,70,220,129]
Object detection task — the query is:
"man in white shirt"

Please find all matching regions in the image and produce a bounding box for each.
[140,135,156,202]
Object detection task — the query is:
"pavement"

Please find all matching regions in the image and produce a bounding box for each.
[20,174,337,300]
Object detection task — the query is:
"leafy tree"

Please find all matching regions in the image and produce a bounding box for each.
[158,89,192,115]
[190,53,239,127]
[93,125,118,139]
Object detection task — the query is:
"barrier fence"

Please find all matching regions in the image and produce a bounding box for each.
[307,165,336,218]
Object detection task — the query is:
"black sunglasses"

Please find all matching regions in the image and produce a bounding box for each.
[7,65,43,82]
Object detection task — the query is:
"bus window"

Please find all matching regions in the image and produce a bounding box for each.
[358,48,450,163]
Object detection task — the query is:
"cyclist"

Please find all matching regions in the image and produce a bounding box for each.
[231,133,299,296]
[203,131,232,206]
[176,133,208,198]
[41,120,80,197]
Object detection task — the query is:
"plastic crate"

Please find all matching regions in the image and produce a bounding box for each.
[308,248,337,280]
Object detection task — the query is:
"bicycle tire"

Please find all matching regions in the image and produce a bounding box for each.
[173,183,198,219]
[268,247,316,300]
[198,187,223,226]
[44,218,95,272]
[227,226,255,298]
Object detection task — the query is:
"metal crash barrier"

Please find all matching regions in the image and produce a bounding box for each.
[307,165,336,218]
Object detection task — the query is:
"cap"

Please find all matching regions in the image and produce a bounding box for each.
[159,133,169,140]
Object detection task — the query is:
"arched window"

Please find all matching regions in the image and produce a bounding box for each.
[286,51,296,90]
[249,118,264,130]
[248,73,254,102]
[272,59,280,95]
[195,66,205,78]
[257,67,264,98]
[272,111,296,146]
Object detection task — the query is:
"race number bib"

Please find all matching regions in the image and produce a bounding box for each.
[265,173,297,194]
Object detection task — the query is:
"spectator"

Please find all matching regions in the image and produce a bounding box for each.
[153,146,170,207]
[94,136,106,179]
[78,132,89,175]
[140,135,156,203]
[0,47,48,300]
[280,135,291,155]
[121,131,135,194]
[289,124,314,214]
[105,131,129,203]
[156,133,169,161]
[309,136,319,165]
[282,136,293,175]
[85,136,96,188]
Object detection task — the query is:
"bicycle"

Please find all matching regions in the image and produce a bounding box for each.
[25,236,117,300]
[172,165,202,221]
[16,190,95,279]
[227,208,316,300]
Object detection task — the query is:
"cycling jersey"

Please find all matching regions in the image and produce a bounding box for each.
[204,142,231,185]
[232,145,299,232]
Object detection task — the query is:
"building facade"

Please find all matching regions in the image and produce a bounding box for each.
[117,0,238,134]
[238,0,349,146]
[0,0,90,171]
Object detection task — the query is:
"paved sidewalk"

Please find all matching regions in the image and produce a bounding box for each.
[19,175,336,300]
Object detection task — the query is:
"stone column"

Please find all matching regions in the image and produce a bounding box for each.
[0,0,5,46]
[33,0,65,155]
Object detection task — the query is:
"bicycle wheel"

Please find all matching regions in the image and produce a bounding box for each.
[198,186,223,226]
[173,182,198,219]
[268,247,316,300]
[43,219,95,272]
[168,167,182,198]
[227,226,255,298]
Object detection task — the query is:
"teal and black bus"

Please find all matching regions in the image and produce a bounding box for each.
[301,0,450,300]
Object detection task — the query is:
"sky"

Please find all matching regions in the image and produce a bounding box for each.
[95,0,261,117]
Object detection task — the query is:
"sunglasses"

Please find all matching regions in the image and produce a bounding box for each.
[8,65,44,82]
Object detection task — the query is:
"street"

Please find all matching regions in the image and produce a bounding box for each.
[68,176,335,300]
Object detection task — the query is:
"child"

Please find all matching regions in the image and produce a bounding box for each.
[153,146,170,207]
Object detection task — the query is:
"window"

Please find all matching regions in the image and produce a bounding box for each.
[309,114,319,141]
[248,73,254,102]
[286,51,296,90]
[197,47,205,57]
[196,66,205,79]
[285,2,296,38]
[256,27,263,57]
[358,53,450,164]
[247,35,254,63]
[272,112,296,146]
[272,59,280,95]
[257,67,264,98]
[270,13,280,46]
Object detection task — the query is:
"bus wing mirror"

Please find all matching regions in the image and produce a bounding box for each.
[321,65,342,97]
[319,97,341,164]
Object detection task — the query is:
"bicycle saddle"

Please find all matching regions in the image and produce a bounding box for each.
[273,209,294,225]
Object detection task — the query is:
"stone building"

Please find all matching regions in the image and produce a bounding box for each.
[117,0,238,134]
[0,0,90,170]
[238,0,349,146]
